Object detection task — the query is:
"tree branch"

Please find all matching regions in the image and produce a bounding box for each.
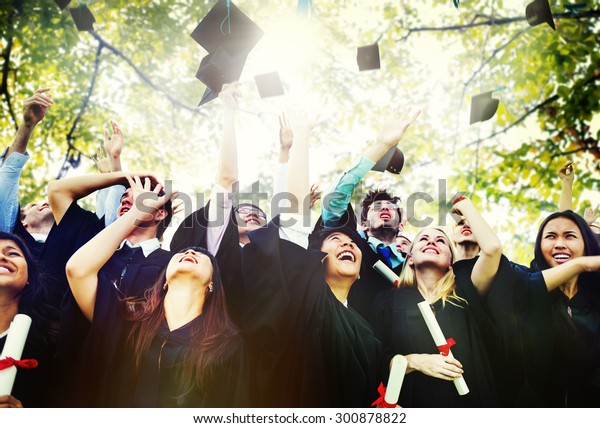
[1,5,19,132]
[89,31,205,114]
[66,41,104,149]
[398,10,600,41]
[58,41,104,179]
[467,71,600,147]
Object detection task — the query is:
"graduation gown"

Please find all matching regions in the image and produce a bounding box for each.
[69,274,249,407]
[241,220,384,407]
[508,264,600,407]
[370,259,500,407]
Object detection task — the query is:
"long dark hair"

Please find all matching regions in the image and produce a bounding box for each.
[532,211,600,350]
[123,246,240,397]
[0,231,59,347]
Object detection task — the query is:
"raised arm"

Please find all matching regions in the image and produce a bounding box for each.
[541,255,600,292]
[0,89,53,232]
[286,110,313,220]
[452,196,502,296]
[217,82,241,192]
[4,88,53,161]
[65,176,171,321]
[103,119,125,173]
[322,108,420,227]
[273,112,293,197]
[48,171,135,224]
[557,162,574,211]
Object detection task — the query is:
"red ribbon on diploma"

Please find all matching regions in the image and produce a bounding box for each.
[0,357,38,370]
[371,382,396,408]
[437,338,456,356]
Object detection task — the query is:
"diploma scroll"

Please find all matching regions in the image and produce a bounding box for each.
[373,260,400,286]
[385,354,408,406]
[0,314,33,395]
[416,301,469,396]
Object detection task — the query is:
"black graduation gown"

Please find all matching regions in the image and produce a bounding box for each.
[509,265,600,407]
[71,274,249,408]
[370,261,500,408]
[0,322,55,408]
[241,220,384,407]
[51,202,172,406]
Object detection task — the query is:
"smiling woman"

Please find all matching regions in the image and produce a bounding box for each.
[0,232,59,408]
[526,210,600,406]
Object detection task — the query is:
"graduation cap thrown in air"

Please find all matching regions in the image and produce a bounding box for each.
[469,91,500,125]
[54,0,71,9]
[69,5,96,32]
[191,0,264,106]
[254,71,285,98]
[525,0,556,30]
[195,47,247,93]
[357,43,381,72]
[372,146,405,175]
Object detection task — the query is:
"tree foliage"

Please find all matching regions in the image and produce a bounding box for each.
[1,0,599,263]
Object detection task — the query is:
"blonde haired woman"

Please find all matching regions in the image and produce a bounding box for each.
[370,197,503,407]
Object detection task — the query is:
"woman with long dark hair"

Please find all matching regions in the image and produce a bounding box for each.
[0,231,59,407]
[527,210,600,406]
[65,177,248,407]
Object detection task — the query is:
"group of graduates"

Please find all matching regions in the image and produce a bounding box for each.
[0,83,599,408]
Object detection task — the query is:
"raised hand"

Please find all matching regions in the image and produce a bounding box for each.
[22,88,53,127]
[279,112,294,151]
[558,162,574,184]
[92,146,111,173]
[309,183,322,209]
[219,82,242,110]
[126,175,173,221]
[104,119,125,160]
[583,207,598,226]
[375,107,421,150]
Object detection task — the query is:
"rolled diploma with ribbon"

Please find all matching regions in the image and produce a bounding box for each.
[0,314,32,395]
[385,354,408,405]
[416,301,469,395]
[373,260,399,287]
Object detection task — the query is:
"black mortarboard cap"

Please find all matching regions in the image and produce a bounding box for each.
[190,0,264,57]
[198,88,219,107]
[372,146,405,174]
[254,72,285,98]
[357,43,381,71]
[525,0,556,30]
[69,5,95,32]
[195,47,246,92]
[469,91,500,125]
[55,0,71,9]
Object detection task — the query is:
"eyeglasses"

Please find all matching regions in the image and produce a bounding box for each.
[234,206,267,219]
[370,201,399,211]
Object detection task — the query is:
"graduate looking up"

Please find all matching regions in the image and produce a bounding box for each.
[65,176,248,407]
[239,109,384,407]
[370,196,504,407]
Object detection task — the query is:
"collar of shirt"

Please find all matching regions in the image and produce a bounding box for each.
[118,238,160,258]
[367,236,405,268]
[30,233,47,244]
